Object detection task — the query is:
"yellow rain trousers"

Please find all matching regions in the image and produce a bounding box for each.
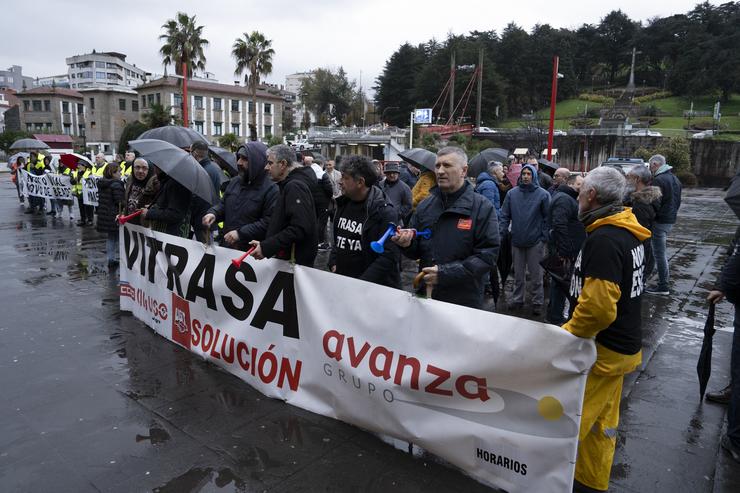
[575,344,641,490]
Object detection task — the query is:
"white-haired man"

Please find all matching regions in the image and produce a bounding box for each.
[564,166,651,492]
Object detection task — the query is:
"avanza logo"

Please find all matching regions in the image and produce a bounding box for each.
[171,293,191,349]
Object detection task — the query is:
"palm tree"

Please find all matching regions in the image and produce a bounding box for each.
[159,12,208,128]
[232,31,275,141]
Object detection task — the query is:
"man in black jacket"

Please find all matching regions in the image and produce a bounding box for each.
[546,173,585,324]
[646,154,682,295]
[303,155,333,249]
[625,164,662,279]
[328,155,400,288]
[251,145,317,266]
[707,222,740,464]
[393,147,499,309]
[381,162,412,225]
[202,142,277,251]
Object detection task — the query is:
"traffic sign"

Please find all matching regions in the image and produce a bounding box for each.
[414,108,432,124]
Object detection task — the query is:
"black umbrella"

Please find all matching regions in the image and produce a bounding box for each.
[399,148,437,172]
[468,148,510,178]
[128,139,218,204]
[537,158,559,171]
[137,126,208,149]
[208,146,238,176]
[9,138,50,151]
[724,170,740,220]
[697,303,716,400]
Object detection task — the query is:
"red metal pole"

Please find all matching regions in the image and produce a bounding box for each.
[547,56,559,161]
[181,61,189,128]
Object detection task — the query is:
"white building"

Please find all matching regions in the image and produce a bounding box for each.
[33,74,70,88]
[285,72,315,127]
[66,51,147,90]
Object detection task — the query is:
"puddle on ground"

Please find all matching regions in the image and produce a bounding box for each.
[154,467,246,492]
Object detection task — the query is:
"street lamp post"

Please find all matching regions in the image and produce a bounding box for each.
[547,56,560,162]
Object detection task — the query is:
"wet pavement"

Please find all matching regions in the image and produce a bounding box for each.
[0,178,739,492]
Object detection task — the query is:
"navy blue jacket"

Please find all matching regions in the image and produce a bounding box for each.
[404,181,500,309]
[652,168,682,224]
[498,164,551,248]
[548,185,585,258]
[207,142,278,250]
[474,172,501,219]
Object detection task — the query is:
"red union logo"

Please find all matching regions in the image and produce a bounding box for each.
[171,293,191,349]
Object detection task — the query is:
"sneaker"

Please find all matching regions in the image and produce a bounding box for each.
[318,242,331,250]
[645,286,670,295]
[721,434,740,464]
[46,210,56,216]
[706,384,732,404]
[76,221,86,226]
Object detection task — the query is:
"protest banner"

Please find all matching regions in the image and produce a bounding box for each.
[119,223,595,492]
[18,170,73,201]
[82,176,99,206]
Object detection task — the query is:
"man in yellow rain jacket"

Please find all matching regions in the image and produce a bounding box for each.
[563,166,651,492]
[119,150,135,178]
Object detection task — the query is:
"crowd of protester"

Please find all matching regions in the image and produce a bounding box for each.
[24,139,740,491]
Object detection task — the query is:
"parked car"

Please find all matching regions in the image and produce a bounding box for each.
[630,129,662,137]
[600,157,646,175]
[552,129,568,136]
[474,127,498,134]
[692,130,715,139]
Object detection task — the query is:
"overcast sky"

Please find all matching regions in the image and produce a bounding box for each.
[3,0,717,95]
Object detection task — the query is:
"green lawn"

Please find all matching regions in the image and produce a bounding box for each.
[497,94,740,141]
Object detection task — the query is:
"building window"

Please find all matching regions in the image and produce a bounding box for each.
[248,101,255,113]
[213,122,223,136]
[34,123,43,131]
[77,103,84,114]
[174,93,182,109]
[89,97,95,109]
[231,123,240,135]
[63,123,71,135]
[194,121,204,134]
[132,100,139,112]
[213,98,222,111]
[62,101,70,113]
[155,93,161,105]
[141,95,146,108]
[45,123,52,132]
[194,96,203,110]
[264,125,272,136]
[78,124,85,137]
[23,101,30,112]
[264,103,272,114]
[147,94,154,107]
[32,100,42,112]
[96,72,106,80]
[44,100,51,112]
[95,61,106,68]
[25,123,32,131]
[119,99,126,111]
[231,100,239,112]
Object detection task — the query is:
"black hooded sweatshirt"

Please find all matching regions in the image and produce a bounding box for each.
[260,166,318,266]
[207,142,278,250]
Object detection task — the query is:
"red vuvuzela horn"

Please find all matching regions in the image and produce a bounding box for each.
[231,245,257,268]
[117,209,143,225]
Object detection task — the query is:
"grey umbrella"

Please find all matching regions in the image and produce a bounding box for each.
[537,157,559,171]
[9,138,50,151]
[399,148,437,172]
[468,148,510,178]
[208,146,238,176]
[6,152,29,170]
[137,126,208,149]
[128,139,218,204]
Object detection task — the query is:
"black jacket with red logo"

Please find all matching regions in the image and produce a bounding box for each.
[404,181,500,308]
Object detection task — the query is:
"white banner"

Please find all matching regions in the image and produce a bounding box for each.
[82,176,99,206]
[18,169,72,200]
[119,224,595,492]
